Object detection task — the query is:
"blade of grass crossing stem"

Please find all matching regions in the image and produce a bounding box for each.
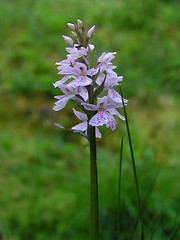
[119,85,144,240]
[117,137,123,240]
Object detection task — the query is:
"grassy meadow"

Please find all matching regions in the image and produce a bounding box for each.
[0,0,180,239]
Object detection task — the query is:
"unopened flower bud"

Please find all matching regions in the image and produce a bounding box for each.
[87,25,95,39]
[77,19,83,29]
[71,31,78,38]
[89,44,95,52]
[62,35,74,47]
[67,23,75,32]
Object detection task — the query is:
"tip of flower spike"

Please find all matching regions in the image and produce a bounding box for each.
[77,19,83,28]
[67,23,75,32]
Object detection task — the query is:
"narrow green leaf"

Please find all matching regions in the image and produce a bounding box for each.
[119,85,144,239]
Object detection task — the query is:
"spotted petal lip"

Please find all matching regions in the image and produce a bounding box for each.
[89,111,117,130]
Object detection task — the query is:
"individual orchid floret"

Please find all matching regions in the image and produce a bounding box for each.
[66,45,88,59]
[77,19,83,30]
[53,75,73,88]
[82,96,124,130]
[95,53,118,86]
[87,25,95,39]
[72,108,101,138]
[62,35,74,47]
[96,70,120,86]
[58,62,98,88]
[97,52,116,67]
[71,31,78,38]
[108,87,128,105]
[67,23,75,32]
[53,86,84,111]
[89,44,95,52]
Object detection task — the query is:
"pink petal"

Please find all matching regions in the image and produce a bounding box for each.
[73,108,87,121]
[82,103,98,111]
[107,113,117,130]
[78,87,88,101]
[108,109,125,121]
[67,76,92,88]
[97,96,107,108]
[87,67,99,76]
[53,95,73,111]
[71,121,87,131]
[53,75,71,88]
[54,123,65,129]
[95,127,102,138]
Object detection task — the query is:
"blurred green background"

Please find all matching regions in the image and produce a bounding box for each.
[0,0,180,239]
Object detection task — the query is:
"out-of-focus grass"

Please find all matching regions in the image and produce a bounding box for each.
[0,0,180,239]
[0,0,180,97]
[0,94,179,239]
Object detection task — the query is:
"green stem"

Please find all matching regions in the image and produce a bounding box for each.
[88,125,99,240]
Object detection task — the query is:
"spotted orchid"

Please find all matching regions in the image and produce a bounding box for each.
[53,20,127,139]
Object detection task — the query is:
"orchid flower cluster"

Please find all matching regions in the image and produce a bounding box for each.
[53,19,127,139]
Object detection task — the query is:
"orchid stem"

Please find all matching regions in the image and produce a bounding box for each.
[89,125,99,240]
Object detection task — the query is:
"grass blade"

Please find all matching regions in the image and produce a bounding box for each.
[130,168,160,239]
[119,85,144,239]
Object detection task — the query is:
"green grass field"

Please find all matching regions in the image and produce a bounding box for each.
[0,0,180,239]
